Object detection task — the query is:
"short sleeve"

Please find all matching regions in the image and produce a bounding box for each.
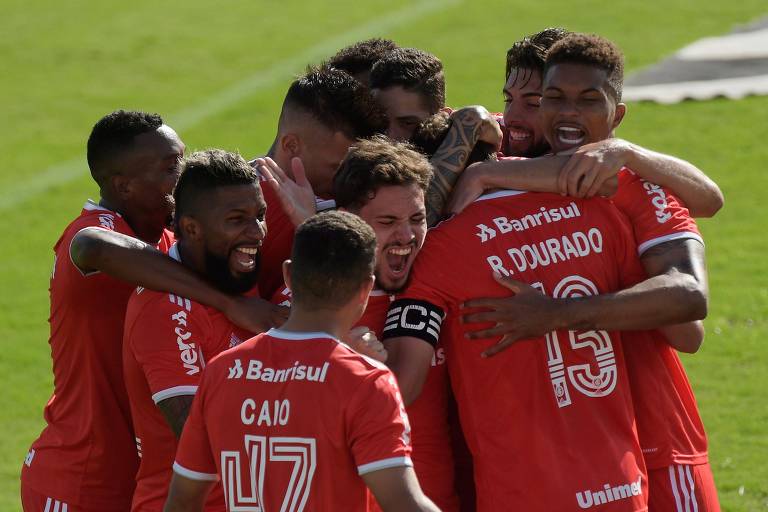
[127,295,210,403]
[346,371,413,475]
[612,169,703,256]
[173,374,218,481]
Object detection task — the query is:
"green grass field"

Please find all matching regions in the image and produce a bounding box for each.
[2,0,766,510]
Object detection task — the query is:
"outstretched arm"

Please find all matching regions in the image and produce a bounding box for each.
[70,228,286,333]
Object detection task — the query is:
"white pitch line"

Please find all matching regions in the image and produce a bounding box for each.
[0,0,460,211]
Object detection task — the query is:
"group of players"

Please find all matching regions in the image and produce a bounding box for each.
[20,28,725,512]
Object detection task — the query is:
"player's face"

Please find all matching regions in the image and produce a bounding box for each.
[121,125,185,228]
[540,63,626,153]
[355,183,427,293]
[199,183,267,294]
[298,129,353,199]
[503,68,549,157]
[373,85,433,141]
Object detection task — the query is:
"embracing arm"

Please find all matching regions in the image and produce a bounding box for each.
[383,337,435,406]
[70,228,286,332]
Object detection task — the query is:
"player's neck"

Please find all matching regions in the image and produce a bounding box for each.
[176,241,207,276]
[279,309,352,342]
[98,196,165,244]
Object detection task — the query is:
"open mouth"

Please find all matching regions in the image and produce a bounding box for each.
[230,245,260,273]
[384,245,413,277]
[556,125,586,146]
[508,127,532,142]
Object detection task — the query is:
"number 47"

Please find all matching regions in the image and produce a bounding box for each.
[221,435,317,512]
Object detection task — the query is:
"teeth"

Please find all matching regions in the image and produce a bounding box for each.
[508,129,530,141]
[559,126,582,132]
[237,247,259,255]
[388,247,411,256]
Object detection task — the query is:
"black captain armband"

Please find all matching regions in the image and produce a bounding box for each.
[382,299,445,347]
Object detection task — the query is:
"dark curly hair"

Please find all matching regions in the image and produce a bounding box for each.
[545,33,625,101]
[369,47,445,113]
[410,112,497,165]
[281,65,388,139]
[86,110,163,186]
[505,27,570,81]
[328,38,398,80]
[333,135,433,211]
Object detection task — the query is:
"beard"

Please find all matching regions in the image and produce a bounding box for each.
[203,248,260,295]
[374,269,408,295]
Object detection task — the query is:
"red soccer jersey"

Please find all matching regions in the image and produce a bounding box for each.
[270,287,458,511]
[173,329,413,511]
[613,170,708,468]
[386,190,649,511]
[123,243,253,511]
[21,200,174,510]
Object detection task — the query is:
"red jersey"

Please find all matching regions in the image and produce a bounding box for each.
[123,243,253,511]
[173,329,412,511]
[613,170,708,468]
[271,287,458,511]
[385,190,649,511]
[21,200,174,510]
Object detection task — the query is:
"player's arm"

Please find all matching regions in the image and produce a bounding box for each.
[157,395,195,439]
[70,227,286,332]
[363,466,440,512]
[557,138,724,217]
[426,106,502,226]
[163,472,214,512]
[464,239,707,356]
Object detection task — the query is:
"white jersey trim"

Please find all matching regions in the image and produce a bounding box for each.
[168,243,182,262]
[473,189,527,203]
[637,231,704,255]
[83,199,122,215]
[357,456,413,475]
[173,461,219,481]
[152,385,198,404]
[43,497,69,512]
[267,328,339,342]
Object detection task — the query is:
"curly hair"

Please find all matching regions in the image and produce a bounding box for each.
[544,33,625,101]
[86,110,163,186]
[328,38,398,79]
[505,27,570,81]
[410,112,497,165]
[281,65,388,139]
[369,47,445,113]
[333,134,433,211]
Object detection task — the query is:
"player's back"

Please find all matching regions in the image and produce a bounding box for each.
[399,190,648,511]
[175,328,412,511]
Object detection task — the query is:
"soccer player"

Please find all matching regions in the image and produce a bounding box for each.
[164,211,440,512]
[272,137,459,511]
[20,111,183,512]
[462,34,720,511]
[328,38,399,85]
[123,149,268,511]
[253,65,387,299]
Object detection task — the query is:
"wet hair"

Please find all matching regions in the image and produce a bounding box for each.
[410,111,497,164]
[333,135,432,211]
[505,27,570,81]
[280,65,387,139]
[173,149,260,234]
[86,110,163,186]
[328,38,399,80]
[289,211,376,309]
[369,47,445,113]
[544,33,625,101]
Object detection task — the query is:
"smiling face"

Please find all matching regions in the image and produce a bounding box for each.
[193,183,267,294]
[503,67,550,157]
[540,62,626,153]
[354,183,427,293]
[373,85,433,141]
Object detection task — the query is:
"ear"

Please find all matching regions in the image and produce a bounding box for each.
[178,215,202,241]
[359,274,375,302]
[612,102,627,130]
[280,133,301,159]
[282,260,293,291]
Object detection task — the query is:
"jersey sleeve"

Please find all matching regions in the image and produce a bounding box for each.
[172,370,219,481]
[347,371,413,475]
[613,169,703,256]
[127,294,210,404]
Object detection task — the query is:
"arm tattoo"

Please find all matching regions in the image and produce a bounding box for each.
[157,395,196,439]
[426,111,483,226]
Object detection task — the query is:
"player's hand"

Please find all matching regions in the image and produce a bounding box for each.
[344,326,388,363]
[224,295,289,334]
[460,273,562,357]
[253,156,316,227]
[451,106,503,151]
[446,161,492,215]
[557,138,633,198]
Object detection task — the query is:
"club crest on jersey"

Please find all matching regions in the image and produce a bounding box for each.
[475,202,581,243]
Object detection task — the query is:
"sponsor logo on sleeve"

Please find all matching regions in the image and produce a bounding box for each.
[576,475,643,509]
[642,181,673,223]
[169,296,203,375]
